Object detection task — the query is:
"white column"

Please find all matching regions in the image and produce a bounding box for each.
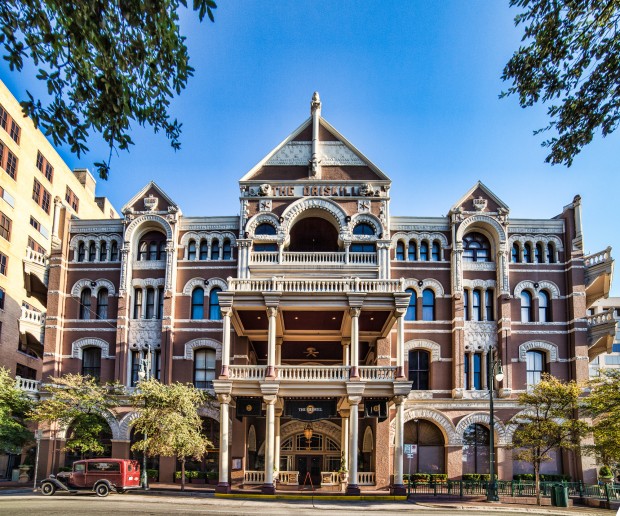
[469,353,474,390]
[393,396,405,488]
[350,308,360,378]
[342,339,350,367]
[221,307,231,377]
[396,312,405,378]
[263,396,276,492]
[51,197,62,240]
[341,410,350,472]
[217,394,231,492]
[267,306,278,377]
[274,413,281,474]
[275,338,282,366]
[347,399,360,494]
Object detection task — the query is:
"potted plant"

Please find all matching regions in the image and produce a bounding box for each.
[599,465,613,484]
[146,469,159,482]
[338,453,348,483]
[174,471,187,484]
[206,471,218,485]
[191,471,206,484]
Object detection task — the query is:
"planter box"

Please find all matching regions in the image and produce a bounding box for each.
[191,478,206,484]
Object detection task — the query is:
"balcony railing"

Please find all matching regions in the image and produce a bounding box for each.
[358,366,396,381]
[24,247,47,267]
[587,308,615,327]
[243,470,265,485]
[584,247,614,306]
[228,365,267,381]
[20,307,45,326]
[585,247,612,267]
[250,251,377,266]
[227,365,400,383]
[277,365,350,381]
[357,472,376,485]
[15,376,40,393]
[229,277,404,294]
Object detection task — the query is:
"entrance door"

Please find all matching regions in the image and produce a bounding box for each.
[296,456,322,487]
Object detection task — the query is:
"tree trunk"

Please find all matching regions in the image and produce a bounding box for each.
[534,462,541,506]
[181,459,186,491]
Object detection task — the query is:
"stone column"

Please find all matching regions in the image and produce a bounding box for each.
[342,339,350,367]
[350,308,361,378]
[274,410,281,475]
[391,396,406,495]
[275,338,283,366]
[220,307,232,377]
[51,196,63,242]
[216,394,231,493]
[262,395,277,494]
[396,312,405,378]
[111,440,131,459]
[347,397,361,495]
[340,408,350,473]
[266,307,278,378]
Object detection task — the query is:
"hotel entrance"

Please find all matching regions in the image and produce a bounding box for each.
[296,455,322,486]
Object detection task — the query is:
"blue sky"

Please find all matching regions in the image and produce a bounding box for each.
[2,2,618,293]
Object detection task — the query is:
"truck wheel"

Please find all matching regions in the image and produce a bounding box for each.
[41,482,56,496]
[116,489,126,494]
[95,483,110,497]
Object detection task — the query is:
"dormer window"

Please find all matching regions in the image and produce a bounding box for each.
[462,232,491,262]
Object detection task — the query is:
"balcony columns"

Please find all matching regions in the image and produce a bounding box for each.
[341,338,350,367]
[395,311,405,379]
[349,307,360,378]
[391,395,406,495]
[346,396,361,495]
[262,394,277,494]
[340,408,350,473]
[216,393,231,493]
[266,306,278,378]
[220,307,232,377]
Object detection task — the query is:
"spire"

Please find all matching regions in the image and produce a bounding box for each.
[309,92,321,178]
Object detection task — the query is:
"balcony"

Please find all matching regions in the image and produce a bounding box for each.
[228,277,403,294]
[584,247,614,307]
[587,308,617,360]
[15,376,41,394]
[23,248,49,306]
[19,307,45,358]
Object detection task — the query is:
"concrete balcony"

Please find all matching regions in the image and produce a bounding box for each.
[228,277,403,294]
[15,376,41,394]
[249,251,378,278]
[585,247,614,307]
[587,308,617,360]
[23,248,49,306]
[19,307,45,358]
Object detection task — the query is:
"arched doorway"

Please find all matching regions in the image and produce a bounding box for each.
[403,419,445,474]
[64,414,112,466]
[288,217,339,252]
[462,423,490,475]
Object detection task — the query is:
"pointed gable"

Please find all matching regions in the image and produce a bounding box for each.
[121,181,180,215]
[451,181,509,214]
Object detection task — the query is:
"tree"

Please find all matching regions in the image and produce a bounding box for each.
[29,374,122,459]
[0,368,33,454]
[130,379,212,491]
[0,0,217,179]
[510,374,590,505]
[501,1,620,167]
[583,368,620,474]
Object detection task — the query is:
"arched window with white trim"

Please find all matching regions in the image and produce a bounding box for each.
[209,288,222,320]
[526,350,545,386]
[110,240,119,261]
[191,287,204,320]
[463,232,491,262]
[211,240,220,260]
[77,241,85,262]
[419,241,429,261]
[96,288,108,319]
[199,240,208,260]
[188,240,197,260]
[538,290,551,322]
[80,288,91,320]
[422,289,435,321]
[431,241,441,261]
[405,288,416,321]
[396,242,405,261]
[82,347,102,381]
[194,348,216,389]
[99,241,107,261]
[520,291,533,322]
[408,241,417,261]
[222,239,232,260]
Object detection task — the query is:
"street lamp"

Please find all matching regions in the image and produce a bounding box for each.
[137,347,152,490]
[487,350,504,503]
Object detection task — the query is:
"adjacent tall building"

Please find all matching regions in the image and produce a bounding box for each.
[23,93,615,491]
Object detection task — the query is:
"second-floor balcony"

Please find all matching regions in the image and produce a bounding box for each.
[228,364,397,383]
[587,308,617,360]
[228,277,403,294]
[19,307,45,358]
[585,247,614,306]
[250,251,377,266]
[23,248,49,306]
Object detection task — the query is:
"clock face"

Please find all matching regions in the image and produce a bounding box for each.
[246,404,253,412]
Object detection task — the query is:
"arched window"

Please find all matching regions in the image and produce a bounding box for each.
[353,223,374,236]
[133,288,143,319]
[138,241,148,261]
[472,289,481,321]
[211,240,220,260]
[523,243,532,263]
[526,350,545,386]
[464,353,482,390]
[547,243,556,264]
[194,349,216,389]
[535,243,543,263]
[405,288,416,321]
[520,291,533,322]
[77,241,85,262]
[199,240,208,260]
[191,287,204,319]
[538,290,551,322]
[255,223,276,235]
[408,350,430,390]
[82,347,102,381]
[422,289,435,321]
[463,289,470,320]
[138,231,166,261]
[222,239,232,260]
[351,241,375,253]
[431,241,441,261]
[96,288,108,319]
[462,232,491,262]
[158,241,166,260]
[88,241,96,262]
[419,242,429,261]
[80,288,91,320]
[463,424,490,474]
[485,289,494,321]
[396,242,405,261]
[404,419,445,474]
[157,286,164,319]
[110,241,118,261]
[408,241,417,261]
[187,240,197,260]
[148,241,158,260]
[511,243,520,263]
[99,241,107,261]
[145,288,155,319]
[209,288,222,320]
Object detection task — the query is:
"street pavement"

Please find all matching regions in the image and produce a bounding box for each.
[0,493,616,516]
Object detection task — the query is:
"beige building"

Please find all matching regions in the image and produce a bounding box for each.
[0,79,118,388]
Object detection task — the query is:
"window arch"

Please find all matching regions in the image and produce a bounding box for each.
[472,289,482,321]
[353,223,374,236]
[535,243,544,263]
[138,231,166,261]
[110,240,119,261]
[194,348,216,389]
[547,243,556,264]
[133,288,142,319]
[405,288,417,321]
[396,241,405,261]
[419,241,429,261]
[255,223,276,235]
[82,347,102,380]
[511,242,520,263]
[77,241,85,262]
[462,232,491,262]
[520,291,533,322]
[526,350,545,386]
[463,423,490,474]
[538,290,551,322]
[99,241,107,261]
[188,240,197,260]
[145,287,155,319]
[96,288,108,319]
[408,349,429,390]
[199,240,208,260]
[408,241,417,261]
[209,288,222,320]
[88,241,96,262]
[211,240,220,260]
[431,241,441,261]
[422,289,435,321]
[222,239,232,260]
[191,287,204,320]
[138,241,148,261]
[523,243,532,263]
[80,288,91,320]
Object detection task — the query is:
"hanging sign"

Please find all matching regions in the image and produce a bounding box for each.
[364,399,389,422]
[284,399,337,421]
[235,397,263,420]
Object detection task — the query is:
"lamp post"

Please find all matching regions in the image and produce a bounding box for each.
[486,350,504,503]
[138,347,152,490]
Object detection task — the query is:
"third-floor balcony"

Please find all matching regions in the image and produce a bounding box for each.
[19,307,45,359]
[23,248,49,306]
[587,308,617,360]
[585,247,614,307]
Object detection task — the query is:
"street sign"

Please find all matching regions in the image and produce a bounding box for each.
[34,430,43,441]
[404,444,417,458]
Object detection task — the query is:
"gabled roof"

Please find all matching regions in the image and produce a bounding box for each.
[450,180,509,212]
[121,180,179,214]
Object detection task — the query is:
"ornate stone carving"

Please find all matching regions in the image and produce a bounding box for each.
[518,341,558,362]
[464,321,498,352]
[359,183,376,197]
[144,194,159,211]
[128,320,162,350]
[258,184,272,197]
[183,338,222,361]
[265,141,366,166]
[358,200,371,213]
[259,199,272,212]
[473,197,487,211]
[404,340,441,362]
[514,280,561,298]
[71,338,112,359]
[71,278,116,297]
[390,408,460,446]
[455,412,507,445]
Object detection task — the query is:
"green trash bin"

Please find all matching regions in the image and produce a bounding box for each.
[553,484,569,507]
[550,485,557,506]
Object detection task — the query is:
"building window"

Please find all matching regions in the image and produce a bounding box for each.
[511,243,520,263]
[148,241,158,261]
[96,289,109,319]
[419,242,429,261]
[408,242,417,261]
[211,240,220,260]
[526,350,545,386]
[547,243,555,263]
[254,243,278,252]
[431,241,441,261]
[199,240,208,260]
[353,223,374,236]
[472,289,482,321]
[222,239,232,260]
[153,350,161,380]
[255,223,276,235]
[88,241,96,262]
[396,242,404,260]
[130,351,140,387]
[145,288,155,319]
[0,105,6,130]
[191,287,204,319]
[463,424,490,475]
[157,286,164,319]
[138,241,147,261]
[0,287,5,309]
[65,186,79,213]
[9,120,20,143]
[16,363,37,380]
[351,241,375,253]
[209,288,222,320]
[485,289,494,321]
[32,179,51,213]
[0,252,6,275]
[4,149,17,179]
[29,216,41,232]
[80,288,92,320]
[523,243,532,263]
[520,291,533,322]
[82,347,102,381]
[538,290,551,322]
[405,288,416,321]
[422,289,435,321]
[138,232,165,260]
[110,241,119,261]
[0,212,11,241]
[464,353,482,390]
[27,237,44,255]
[462,232,491,262]
[133,288,143,319]
[36,151,54,182]
[99,241,107,261]
[408,350,430,390]
[194,349,216,389]
[535,243,544,263]
[77,242,85,262]
[463,289,470,320]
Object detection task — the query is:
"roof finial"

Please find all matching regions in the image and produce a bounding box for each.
[310,91,321,115]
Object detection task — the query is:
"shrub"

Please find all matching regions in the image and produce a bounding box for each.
[206,471,217,480]
[600,466,613,478]
[146,469,158,481]
[513,473,570,482]
[430,474,448,483]
[462,474,481,481]
[410,473,430,482]
[513,474,534,481]
[174,471,187,480]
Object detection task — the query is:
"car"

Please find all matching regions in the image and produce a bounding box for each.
[40,458,141,497]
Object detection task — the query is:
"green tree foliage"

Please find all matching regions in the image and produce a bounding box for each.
[29,374,122,457]
[510,374,590,505]
[130,379,212,491]
[583,368,620,473]
[502,0,620,167]
[0,368,33,453]
[0,0,217,179]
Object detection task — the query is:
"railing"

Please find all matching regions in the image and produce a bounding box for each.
[585,247,612,267]
[243,470,265,485]
[20,307,45,325]
[15,376,40,393]
[358,366,396,381]
[277,471,299,485]
[229,277,403,294]
[357,472,376,485]
[24,247,47,266]
[228,365,267,381]
[277,366,350,381]
[321,472,339,485]
[250,252,279,264]
[249,251,377,266]
[587,308,615,326]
